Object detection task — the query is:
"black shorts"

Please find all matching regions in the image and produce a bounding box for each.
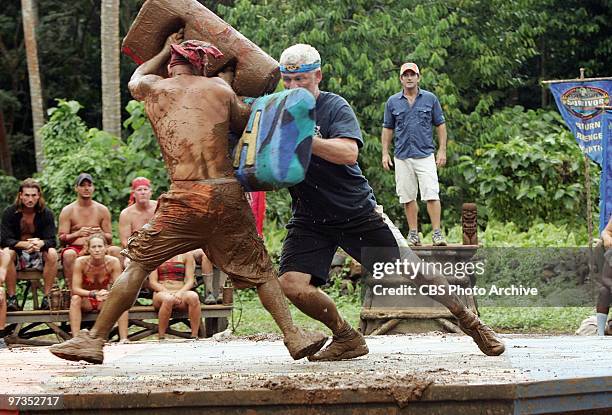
[279,210,400,286]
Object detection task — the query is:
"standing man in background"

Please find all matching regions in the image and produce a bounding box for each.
[381,62,447,246]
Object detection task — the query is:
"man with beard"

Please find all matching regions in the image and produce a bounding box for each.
[1,178,58,310]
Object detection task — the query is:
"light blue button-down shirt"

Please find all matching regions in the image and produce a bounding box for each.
[383,88,445,159]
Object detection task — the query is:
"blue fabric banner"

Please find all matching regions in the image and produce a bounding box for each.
[549,80,612,166]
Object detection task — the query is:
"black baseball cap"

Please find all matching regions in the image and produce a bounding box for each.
[75,173,94,186]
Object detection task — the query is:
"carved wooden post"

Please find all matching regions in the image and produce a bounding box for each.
[462,203,478,245]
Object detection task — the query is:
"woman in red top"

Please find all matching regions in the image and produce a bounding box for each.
[149,251,200,339]
[69,234,128,341]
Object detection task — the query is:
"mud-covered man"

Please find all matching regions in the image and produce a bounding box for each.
[277,44,505,360]
[50,31,326,364]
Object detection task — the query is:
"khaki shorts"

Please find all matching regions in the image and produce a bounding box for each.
[394,154,440,203]
[123,181,274,289]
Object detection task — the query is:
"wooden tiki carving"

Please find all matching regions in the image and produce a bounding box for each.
[462,203,478,245]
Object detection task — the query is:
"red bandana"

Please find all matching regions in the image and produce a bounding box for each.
[128,177,151,206]
[168,41,224,73]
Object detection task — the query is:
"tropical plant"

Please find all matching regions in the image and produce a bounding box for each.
[38,99,168,217]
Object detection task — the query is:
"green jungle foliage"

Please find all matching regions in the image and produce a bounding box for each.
[2,0,609,234]
[217,0,604,231]
[449,107,599,229]
[37,99,167,218]
[0,173,20,213]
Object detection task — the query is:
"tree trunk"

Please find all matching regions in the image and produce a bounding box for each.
[21,0,44,172]
[101,0,121,138]
[539,37,548,108]
[0,110,13,175]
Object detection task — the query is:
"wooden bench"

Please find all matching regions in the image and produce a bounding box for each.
[14,266,228,310]
[7,264,233,345]
[16,268,45,310]
[4,304,232,346]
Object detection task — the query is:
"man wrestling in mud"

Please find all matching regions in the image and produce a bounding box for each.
[49,31,327,364]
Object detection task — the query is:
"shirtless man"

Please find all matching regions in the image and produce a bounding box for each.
[58,173,121,290]
[118,177,157,298]
[50,31,326,364]
[119,177,157,251]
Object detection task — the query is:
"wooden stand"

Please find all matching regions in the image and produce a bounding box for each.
[359,245,479,335]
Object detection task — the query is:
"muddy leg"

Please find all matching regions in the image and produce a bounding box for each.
[256,278,327,360]
[90,261,148,339]
[279,271,344,333]
[279,272,368,361]
[405,250,504,356]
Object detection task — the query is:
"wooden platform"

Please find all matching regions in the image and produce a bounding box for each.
[0,334,610,414]
[360,245,480,335]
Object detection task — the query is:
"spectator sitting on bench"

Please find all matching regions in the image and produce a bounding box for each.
[119,177,157,300]
[1,178,58,310]
[119,177,157,266]
[58,173,122,290]
[149,252,200,340]
[70,233,128,341]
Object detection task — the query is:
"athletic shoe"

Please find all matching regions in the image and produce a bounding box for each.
[6,295,21,312]
[49,329,105,364]
[203,293,217,305]
[40,295,50,310]
[432,229,447,246]
[407,230,421,247]
[283,327,328,360]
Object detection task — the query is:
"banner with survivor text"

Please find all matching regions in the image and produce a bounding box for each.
[549,80,612,166]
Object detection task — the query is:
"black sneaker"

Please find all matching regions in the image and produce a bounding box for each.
[7,295,21,312]
[203,293,217,305]
[40,295,50,310]
[138,288,153,299]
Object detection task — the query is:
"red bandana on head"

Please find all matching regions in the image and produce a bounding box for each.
[128,177,151,206]
[168,41,224,74]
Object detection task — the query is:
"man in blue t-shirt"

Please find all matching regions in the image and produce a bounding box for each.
[381,62,447,246]
[277,44,505,360]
